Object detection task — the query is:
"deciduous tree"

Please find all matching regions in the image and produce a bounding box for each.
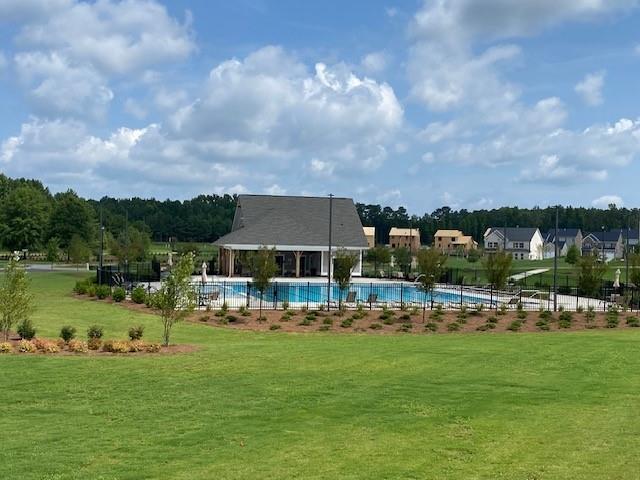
[0,257,33,341]
[249,247,278,320]
[333,250,358,308]
[484,251,512,290]
[416,248,447,320]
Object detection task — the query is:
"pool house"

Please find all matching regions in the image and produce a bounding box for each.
[214,194,369,277]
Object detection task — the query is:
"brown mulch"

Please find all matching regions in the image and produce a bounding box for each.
[74,294,640,335]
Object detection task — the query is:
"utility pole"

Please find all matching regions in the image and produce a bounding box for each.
[327,194,334,311]
[626,225,630,286]
[99,206,104,285]
[553,206,558,311]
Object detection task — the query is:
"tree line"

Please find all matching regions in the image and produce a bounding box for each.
[1,173,638,259]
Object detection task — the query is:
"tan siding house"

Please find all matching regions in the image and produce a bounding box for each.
[434,229,477,253]
[363,226,376,248]
[389,227,420,251]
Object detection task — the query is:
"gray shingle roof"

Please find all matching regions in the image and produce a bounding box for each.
[214,195,368,248]
[487,227,539,242]
[586,230,623,242]
[543,228,581,243]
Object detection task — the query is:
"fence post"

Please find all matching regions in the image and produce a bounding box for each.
[490,285,493,310]
[246,281,250,309]
[548,285,551,311]
[369,282,373,310]
[273,281,277,309]
[306,282,310,311]
[460,282,463,308]
[400,283,404,309]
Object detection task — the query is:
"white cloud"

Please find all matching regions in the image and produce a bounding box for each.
[575,71,605,106]
[14,51,113,118]
[309,158,335,176]
[592,195,624,208]
[419,120,458,143]
[0,0,71,21]
[14,0,195,76]
[519,155,607,184]
[265,184,286,195]
[361,51,389,73]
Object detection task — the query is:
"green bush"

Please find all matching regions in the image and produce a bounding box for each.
[487,316,498,324]
[323,318,333,325]
[369,323,383,330]
[282,300,289,311]
[340,318,354,328]
[559,311,573,323]
[60,325,77,343]
[626,316,640,327]
[576,305,584,314]
[447,322,460,332]
[606,317,619,328]
[269,324,281,331]
[87,284,97,297]
[74,280,89,295]
[318,324,331,331]
[397,322,413,332]
[517,310,528,320]
[95,285,110,300]
[112,287,126,302]
[498,304,507,316]
[87,325,104,340]
[424,322,438,332]
[558,319,571,329]
[131,286,147,304]
[226,315,238,323]
[17,319,36,340]
[128,325,145,340]
[507,320,522,332]
[299,318,313,326]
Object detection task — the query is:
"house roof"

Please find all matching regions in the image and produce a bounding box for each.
[434,229,463,237]
[485,227,539,242]
[362,226,376,237]
[389,227,419,237]
[543,228,581,243]
[451,235,476,245]
[214,195,368,248]
[585,230,623,242]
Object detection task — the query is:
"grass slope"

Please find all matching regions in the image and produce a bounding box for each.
[2,273,640,479]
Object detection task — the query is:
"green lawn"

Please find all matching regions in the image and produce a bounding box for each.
[2,273,640,479]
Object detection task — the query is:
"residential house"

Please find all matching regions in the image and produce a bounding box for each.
[389,227,421,252]
[542,228,583,258]
[483,227,545,260]
[433,229,477,254]
[582,230,624,260]
[214,195,368,277]
[363,226,376,248]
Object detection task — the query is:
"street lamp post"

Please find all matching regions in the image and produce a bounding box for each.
[553,206,558,311]
[626,226,630,286]
[327,194,334,311]
[99,206,104,286]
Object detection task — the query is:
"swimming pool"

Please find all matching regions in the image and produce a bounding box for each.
[200,281,488,308]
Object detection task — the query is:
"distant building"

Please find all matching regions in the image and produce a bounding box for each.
[542,228,583,258]
[389,227,421,251]
[483,227,545,260]
[214,194,368,277]
[433,229,477,254]
[582,230,624,260]
[362,226,376,248]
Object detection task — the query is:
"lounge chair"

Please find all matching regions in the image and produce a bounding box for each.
[199,290,220,307]
[330,290,357,309]
[367,293,387,309]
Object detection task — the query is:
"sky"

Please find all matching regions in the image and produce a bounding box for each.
[1,0,639,213]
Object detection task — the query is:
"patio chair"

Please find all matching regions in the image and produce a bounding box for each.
[330,290,357,309]
[199,290,220,307]
[367,293,387,309]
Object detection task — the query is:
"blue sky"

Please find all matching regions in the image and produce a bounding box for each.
[1,0,639,213]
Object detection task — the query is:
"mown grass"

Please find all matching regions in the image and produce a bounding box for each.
[2,272,640,479]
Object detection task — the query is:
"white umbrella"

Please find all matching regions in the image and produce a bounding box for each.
[614,268,621,288]
[167,251,173,268]
[201,261,208,283]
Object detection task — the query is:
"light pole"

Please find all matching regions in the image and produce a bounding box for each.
[99,206,104,285]
[601,225,606,263]
[327,194,334,311]
[626,225,630,286]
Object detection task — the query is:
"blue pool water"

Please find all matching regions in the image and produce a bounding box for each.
[214,282,483,306]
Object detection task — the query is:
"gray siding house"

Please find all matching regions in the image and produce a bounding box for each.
[214,195,368,277]
[483,227,545,260]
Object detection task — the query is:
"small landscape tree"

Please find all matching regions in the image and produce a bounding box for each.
[466,248,481,263]
[0,256,33,341]
[576,251,607,296]
[416,248,447,321]
[151,252,196,346]
[484,251,512,290]
[565,244,580,265]
[366,245,391,276]
[333,250,358,308]
[249,247,278,320]
[46,237,60,262]
[68,234,91,266]
[394,247,412,278]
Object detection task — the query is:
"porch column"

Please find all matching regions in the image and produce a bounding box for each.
[228,249,235,278]
[294,251,302,278]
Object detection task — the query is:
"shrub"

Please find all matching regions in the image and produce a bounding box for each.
[95,285,110,300]
[199,315,210,322]
[221,302,229,313]
[559,311,573,323]
[476,324,489,331]
[576,305,584,314]
[558,319,571,329]
[60,325,76,343]
[323,318,334,326]
[304,313,317,322]
[282,300,289,311]
[382,316,395,325]
[88,338,102,350]
[0,342,13,353]
[424,322,438,332]
[397,322,413,332]
[498,304,507,316]
[257,315,267,323]
[112,287,126,302]
[318,324,331,331]
[17,319,36,340]
[87,325,104,340]
[537,322,550,331]
[17,339,37,352]
[299,318,313,326]
[217,316,229,325]
[68,340,88,353]
[226,315,238,323]
[87,284,97,297]
[238,306,251,317]
[74,280,89,295]
[606,317,619,328]
[128,340,146,352]
[517,310,528,320]
[214,309,226,317]
[340,318,354,328]
[131,286,147,304]
[487,316,498,324]
[585,306,596,322]
[447,322,460,332]
[269,324,281,330]
[626,316,640,327]
[128,325,145,340]
[369,322,383,330]
[400,313,411,321]
[146,343,161,353]
[507,320,522,332]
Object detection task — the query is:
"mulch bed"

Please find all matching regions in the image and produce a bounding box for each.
[76,294,640,335]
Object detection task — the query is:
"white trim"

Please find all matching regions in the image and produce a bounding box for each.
[217,244,367,252]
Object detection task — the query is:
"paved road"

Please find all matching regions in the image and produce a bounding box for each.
[509,268,550,281]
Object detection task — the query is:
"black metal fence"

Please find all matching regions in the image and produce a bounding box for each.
[97,263,160,287]
[193,281,638,312]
